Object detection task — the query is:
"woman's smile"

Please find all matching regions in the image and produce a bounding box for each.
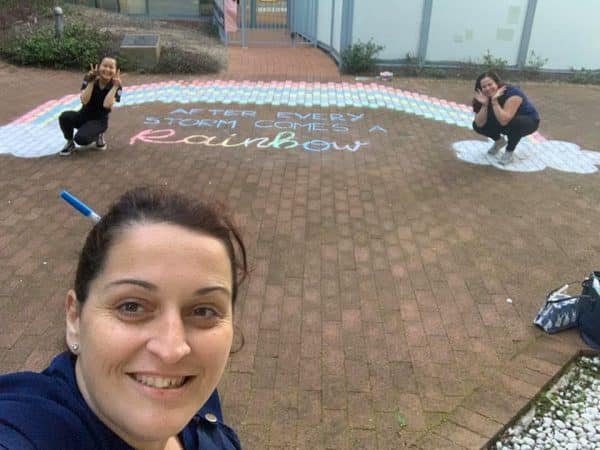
[129,373,191,389]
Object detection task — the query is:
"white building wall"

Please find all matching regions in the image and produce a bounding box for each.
[426,0,527,65]
[352,0,424,60]
[528,0,600,70]
[331,0,344,54]
[317,0,334,49]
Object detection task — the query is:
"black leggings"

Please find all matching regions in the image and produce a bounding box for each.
[472,115,539,152]
[59,111,108,146]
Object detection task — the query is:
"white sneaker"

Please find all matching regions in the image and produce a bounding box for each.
[487,137,507,155]
[95,133,107,151]
[498,151,514,165]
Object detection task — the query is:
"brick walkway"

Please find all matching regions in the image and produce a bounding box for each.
[227,46,342,81]
[1,51,600,450]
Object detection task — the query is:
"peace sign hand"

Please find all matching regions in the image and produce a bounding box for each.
[84,64,99,83]
[111,69,125,88]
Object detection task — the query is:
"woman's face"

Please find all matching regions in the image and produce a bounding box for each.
[66,222,234,448]
[98,57,117,81]
[479,76,499,98]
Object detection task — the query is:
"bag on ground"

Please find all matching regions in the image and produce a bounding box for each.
[533,284,582,333]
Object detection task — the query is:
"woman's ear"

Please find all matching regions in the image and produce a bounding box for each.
[65,290,81,352]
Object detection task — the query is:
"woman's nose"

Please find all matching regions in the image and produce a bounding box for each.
[146,314,191,363]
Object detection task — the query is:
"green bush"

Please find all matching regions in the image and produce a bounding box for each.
[143,46,222,74]
[341,39,384,75]
[403,52,421,76]
[421,67,448,79]
[206,20,220,39]
[567,68,600,85]
[1,22,115,69]
[482,49,507,73]
[526,50,548,72]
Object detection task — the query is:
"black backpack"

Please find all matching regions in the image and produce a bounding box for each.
[579,272,600,349]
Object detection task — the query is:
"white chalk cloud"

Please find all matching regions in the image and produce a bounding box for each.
[0,124,64,158]
[452,140,600,174]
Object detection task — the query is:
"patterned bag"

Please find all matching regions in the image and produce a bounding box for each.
[533,283,583,334]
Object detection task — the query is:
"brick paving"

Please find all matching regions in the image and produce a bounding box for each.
[227,47,342,81]
[1,51,600,450]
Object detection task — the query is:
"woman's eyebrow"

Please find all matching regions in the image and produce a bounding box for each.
[194,286,231,297]
[106,279,157,290]
[105,280,230,296]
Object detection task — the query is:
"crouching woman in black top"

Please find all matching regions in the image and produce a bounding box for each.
[58,57,123,156]
[472,71,540,165]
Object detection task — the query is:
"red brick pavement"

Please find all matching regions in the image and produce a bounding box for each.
[1,52,600,450]
[227,47,342,81]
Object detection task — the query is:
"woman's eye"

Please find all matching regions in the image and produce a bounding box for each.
[193,307,219,319]
[117,301,145,315]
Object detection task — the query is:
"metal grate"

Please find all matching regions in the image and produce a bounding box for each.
[224,0,317,47]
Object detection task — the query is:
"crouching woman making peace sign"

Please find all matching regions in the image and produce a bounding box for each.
[0,187,246,449]
[58,56,123,156]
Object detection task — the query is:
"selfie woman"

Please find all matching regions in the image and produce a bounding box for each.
[0,186,247,449]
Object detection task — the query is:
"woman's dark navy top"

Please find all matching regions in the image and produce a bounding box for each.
[0,352,241,449]
[499,85,540,121]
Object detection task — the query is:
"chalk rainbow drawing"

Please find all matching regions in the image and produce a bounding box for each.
[0,79,598,174]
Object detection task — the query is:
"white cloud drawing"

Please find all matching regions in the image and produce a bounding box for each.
[452,140,600,174]
[0,124,64,158]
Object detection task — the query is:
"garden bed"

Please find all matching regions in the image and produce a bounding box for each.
[488,351,600,450]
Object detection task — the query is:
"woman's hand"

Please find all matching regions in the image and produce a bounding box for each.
[111,69,124,89]
[84,64,99,83]
[492,85,507,101]
[474,89,488,105]
[103,69,124,109]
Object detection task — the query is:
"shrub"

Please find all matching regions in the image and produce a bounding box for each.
[482,49,507,73]
[567,68,600,85]
[143,46,223,74]
[421,67,448,79]
[524,50,548,78]
[206,20,220,39]
[526,50,548,71]
[1,22,116,69]
[400,53,448,79]
[341,39,384,75]
[403,52,421,76]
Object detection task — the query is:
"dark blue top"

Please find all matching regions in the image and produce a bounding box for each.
[0,352,241,450]
[499,85,540,121]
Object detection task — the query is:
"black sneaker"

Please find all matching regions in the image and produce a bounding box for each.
[59,140,75,156]
[96,133,107,151]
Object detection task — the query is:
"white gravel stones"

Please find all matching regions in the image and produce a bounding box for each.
[492,355,600,450]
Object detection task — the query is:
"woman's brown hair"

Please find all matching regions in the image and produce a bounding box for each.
[73,186,248,308]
